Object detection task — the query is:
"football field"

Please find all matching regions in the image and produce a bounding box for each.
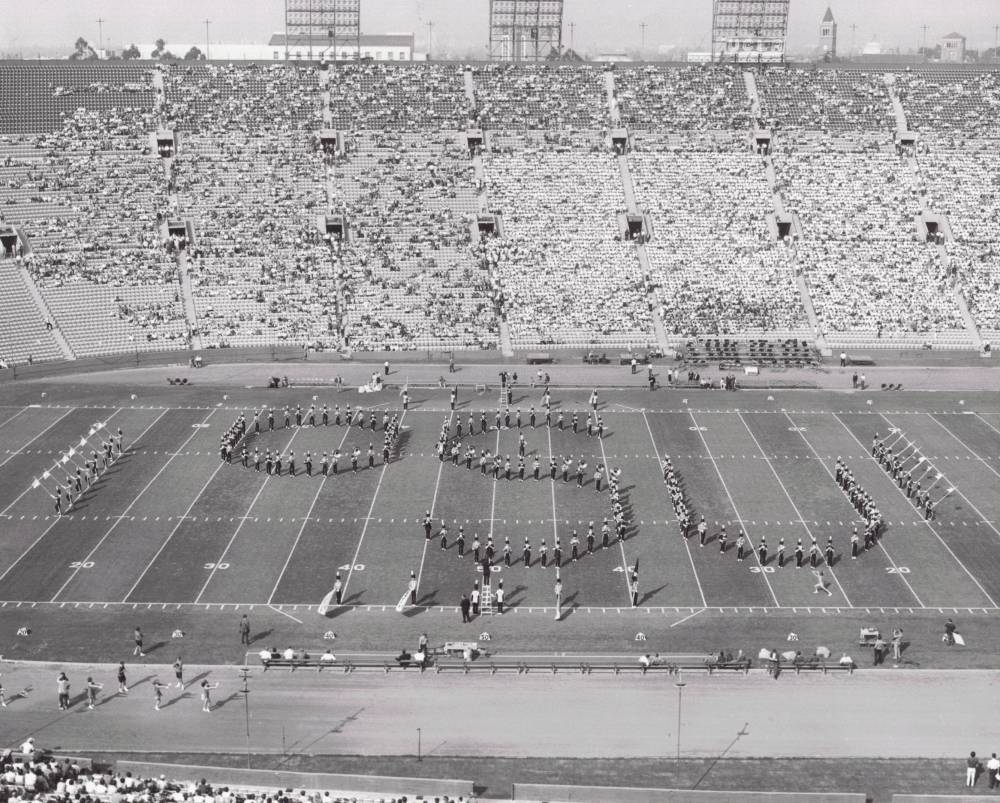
[1,381,999,624]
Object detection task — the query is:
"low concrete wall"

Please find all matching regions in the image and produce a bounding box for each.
[115,761,473,800]
[893,796,992,802]
[512,784,866,803]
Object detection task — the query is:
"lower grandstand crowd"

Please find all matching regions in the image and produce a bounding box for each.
[0,744,469,803]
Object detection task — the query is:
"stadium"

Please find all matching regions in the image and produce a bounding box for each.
[1,0,1000,800]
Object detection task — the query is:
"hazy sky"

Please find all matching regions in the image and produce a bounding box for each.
[3,0,999,57]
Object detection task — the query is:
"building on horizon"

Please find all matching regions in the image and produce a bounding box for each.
[940,32,966,63]
[132,33,414,62]
[820,6,837,59]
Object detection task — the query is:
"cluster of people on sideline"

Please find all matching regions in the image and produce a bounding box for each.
[8,662,219,714]
[834,459,885,555]
[44,427,124,516]
[871,433,938,520]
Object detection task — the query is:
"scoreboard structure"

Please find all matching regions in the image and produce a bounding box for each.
[284,0,361,60]
[711,0,790,63]
[488,0,564,62]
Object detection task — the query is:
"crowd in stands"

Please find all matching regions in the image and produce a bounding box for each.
[328,63,467,131]
[0,62,156,135]
[774,135,963,334]
[896,70,1000,136]
[483,139,651,348]
[631,134,806,336]
[616,65,749,131]
[164,64,320,134]
[5,61,1000,362]
[756,68,892,131]
[913,139,1000,331]
[331,133,496,350]
[474,64,606,130]
[0,746,470,803]
[178,133,333,348]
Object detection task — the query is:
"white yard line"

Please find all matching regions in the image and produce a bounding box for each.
[641,410,707,607]
[341,411,408,599]
[0,407,76,472]
[194,426,303,604]
[268,424,353,604]
[926,413,1000,484]
[687,410,780,607]
[49,408,173,602]
[414,411,447,596]
[882,412,1000,546]
[594,420,636,606]
[972,412,1000,440]
[737,412,852,607]
[834,413,998,608]
[0,408,127,586]
[784,412,924,608]
[123,461,228,602]
[0,406,28,430]
[669,607,707,628]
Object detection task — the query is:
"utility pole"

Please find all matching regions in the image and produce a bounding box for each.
[921,24,927,56]
[569,22,575,53]
[640,23,647,54]
[994,24,999,62]
[96,18,104,53]
[204,19,211,61]
[850,24,857,57]
[426,21,434,60]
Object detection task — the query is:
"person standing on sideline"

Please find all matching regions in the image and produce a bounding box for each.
[554,576,563,620]
[408,571,417,606]
[85,677,102,710]
[891,628,903,664]
[461,594,471,622]
[966,752,979,787]
[117,662,128,694]
[812,570,833,596]
[496,580,505,614]
[57,672,71,710]
[470,585,480,616]
[987,753,1000,790]
[239,614,251,646]
[944,618,957,645]
[133,626,146,657]
[333,572,343,605]
[200,680,219,712]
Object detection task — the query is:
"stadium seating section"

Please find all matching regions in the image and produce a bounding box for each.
[1,60,999,363]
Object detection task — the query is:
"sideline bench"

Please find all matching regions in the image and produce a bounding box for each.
[526,351,553,364]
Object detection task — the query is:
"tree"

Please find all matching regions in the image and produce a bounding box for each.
[122,44,141,60]
[69,36,98,60]
[184,46,205,61]
[151,38,166,58]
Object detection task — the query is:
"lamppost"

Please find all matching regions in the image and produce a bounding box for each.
[674,675,686,770]
[417,727,422,762]
[239,666,251,769]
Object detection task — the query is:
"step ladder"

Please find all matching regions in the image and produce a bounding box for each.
[479,577,496,615]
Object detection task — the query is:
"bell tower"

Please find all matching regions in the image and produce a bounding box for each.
[820,6,837,58]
